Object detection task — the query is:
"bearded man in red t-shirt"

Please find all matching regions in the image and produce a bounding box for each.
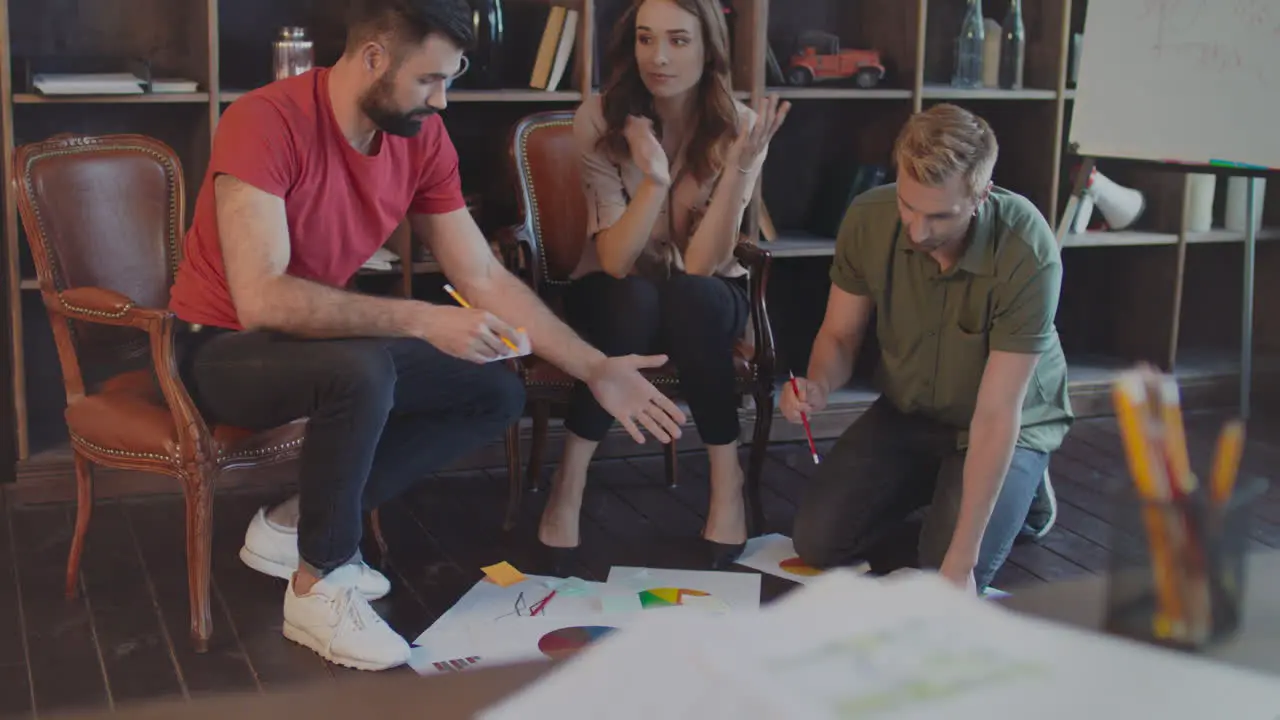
[168,0,685,671]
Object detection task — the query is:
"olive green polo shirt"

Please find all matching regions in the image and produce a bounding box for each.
[830,183,1073,453]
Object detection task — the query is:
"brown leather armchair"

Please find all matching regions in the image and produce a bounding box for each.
[494,111,778,537]
[12,134,326,653]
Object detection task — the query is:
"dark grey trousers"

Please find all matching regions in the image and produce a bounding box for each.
[792,396,1048,590]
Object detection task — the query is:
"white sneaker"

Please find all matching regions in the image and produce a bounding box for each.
[282,566,411,671]
[239,506,392,601]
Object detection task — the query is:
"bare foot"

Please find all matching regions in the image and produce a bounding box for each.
[538,468,582,548]
[292,567,321,595]
[703,463,747,546]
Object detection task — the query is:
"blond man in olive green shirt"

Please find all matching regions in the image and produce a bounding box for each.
[781,104,1073,593]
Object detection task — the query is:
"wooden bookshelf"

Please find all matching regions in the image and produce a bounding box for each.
[0,0,1276,484]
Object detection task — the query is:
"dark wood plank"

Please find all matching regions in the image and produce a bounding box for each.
[405,469,598,581]
[617,456,712,535]
[77,499,186,707]
[990,559,1039,590]
[0,493,29,668]
[1051,500,1145,561]
[121,499,260,699]
[0,497,34,720]
[9,505,110,716]
[0,663,33,719]
[1005,542,1091,583]
[1032,524,1111,574]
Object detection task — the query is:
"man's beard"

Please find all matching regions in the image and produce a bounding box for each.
[359,74,437,138]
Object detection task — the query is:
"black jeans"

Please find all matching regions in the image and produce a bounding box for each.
[792,397,1048,591]
[564,272,749,446]
[178,329,526,575]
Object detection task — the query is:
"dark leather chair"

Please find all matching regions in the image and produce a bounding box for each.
[494,111,778,536]
[11,134,361,653]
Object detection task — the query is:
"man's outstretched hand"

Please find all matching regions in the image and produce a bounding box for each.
[586,354,686,444]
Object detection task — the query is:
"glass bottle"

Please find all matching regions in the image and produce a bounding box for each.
[951,0,985,89]
[999,0,1026,89]
[273,27,314,81]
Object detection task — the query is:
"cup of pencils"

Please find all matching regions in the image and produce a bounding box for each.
[1105,366,1267,650]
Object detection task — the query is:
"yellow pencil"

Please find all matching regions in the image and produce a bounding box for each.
[1113,372,1163,499]
[442,284,522,353]
[1150,373,1213,642]
[1113,371,1185,640]
[442,283,472,308]
[1210,419,1245,506]
[1155,374,1197,496]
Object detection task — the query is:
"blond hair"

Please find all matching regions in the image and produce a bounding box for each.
[893,103,998,199]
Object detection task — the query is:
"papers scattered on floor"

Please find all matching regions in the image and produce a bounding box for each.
[605,566,760,613]
[410,566,760,676]
[477,569,1280,719]
[733,533,868,584]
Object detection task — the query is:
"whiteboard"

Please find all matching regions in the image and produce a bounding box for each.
[1068,0,1280,170]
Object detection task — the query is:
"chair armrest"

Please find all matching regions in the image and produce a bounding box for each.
[734,242,777,382]
[47,286,218,468]
[47,286,172,329]
[492,224,540,293]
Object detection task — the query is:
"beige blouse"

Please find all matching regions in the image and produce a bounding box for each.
[570,94,765,281]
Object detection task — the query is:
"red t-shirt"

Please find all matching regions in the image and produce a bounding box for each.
[168,67,466,329]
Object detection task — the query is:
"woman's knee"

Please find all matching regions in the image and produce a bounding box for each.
[567,273,661,354]
[659,274,744,342]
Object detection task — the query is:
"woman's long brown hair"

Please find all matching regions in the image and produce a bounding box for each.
[597,0,739,184]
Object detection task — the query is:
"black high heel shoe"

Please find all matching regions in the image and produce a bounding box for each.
[536,540,579,578]
[704,539,746,571]
[703,486,749,570]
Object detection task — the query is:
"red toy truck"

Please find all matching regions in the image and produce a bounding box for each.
[788,31,885,88]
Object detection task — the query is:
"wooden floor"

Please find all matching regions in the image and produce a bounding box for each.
[1,411,1278,718]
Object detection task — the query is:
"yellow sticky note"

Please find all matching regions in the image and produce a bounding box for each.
[481,561,527,587]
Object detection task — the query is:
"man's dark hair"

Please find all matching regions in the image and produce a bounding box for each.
[345,0,475,54]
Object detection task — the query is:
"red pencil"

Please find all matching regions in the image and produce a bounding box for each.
[789,371,820,464]
[530,590,556,616]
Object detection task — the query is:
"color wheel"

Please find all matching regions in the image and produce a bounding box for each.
[537,625,617,660]
[637,587,710,609]
[779,556,823,577]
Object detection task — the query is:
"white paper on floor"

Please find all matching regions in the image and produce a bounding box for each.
[410,612,642,675]
[409,568,760,675]
[733,533,869,584]
[604,566,761,613]
[478,570,1280,720]
[411,573,606,674]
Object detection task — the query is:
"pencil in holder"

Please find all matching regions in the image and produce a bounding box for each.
[1103,475,1267,651]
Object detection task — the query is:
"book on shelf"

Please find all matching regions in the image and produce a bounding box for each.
[30,72,199,96]
[151,78,199,93]
[33,72,145,95]
[530,5,579,91]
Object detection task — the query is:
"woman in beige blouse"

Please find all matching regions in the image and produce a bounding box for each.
[538,0,789,570]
